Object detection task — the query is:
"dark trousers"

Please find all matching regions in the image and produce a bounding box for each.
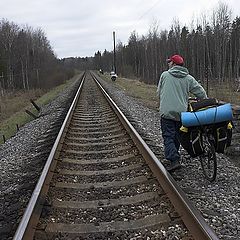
[160,117,182,162]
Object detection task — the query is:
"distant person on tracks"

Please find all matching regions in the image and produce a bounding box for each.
[157,54,207,172]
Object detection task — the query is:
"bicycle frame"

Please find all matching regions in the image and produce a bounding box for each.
[199,125,217,182]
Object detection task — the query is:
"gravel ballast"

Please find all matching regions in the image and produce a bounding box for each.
[0,73,239,239]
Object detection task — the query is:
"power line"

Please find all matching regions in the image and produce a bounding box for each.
[128,0,163,34]
[137,0,162,21]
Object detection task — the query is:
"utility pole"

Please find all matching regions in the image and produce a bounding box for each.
[206,66,209,96]
[0,72,4,96]
[113,31,116,74]
[205,35,209,96]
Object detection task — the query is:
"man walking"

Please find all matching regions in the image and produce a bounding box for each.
[157,54,207,171]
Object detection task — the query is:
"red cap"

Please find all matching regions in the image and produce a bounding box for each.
[167,54,184,65]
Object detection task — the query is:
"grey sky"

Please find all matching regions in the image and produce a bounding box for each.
[1,0,239,58]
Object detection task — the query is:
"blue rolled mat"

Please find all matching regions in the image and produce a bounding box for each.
[181,103,233,127]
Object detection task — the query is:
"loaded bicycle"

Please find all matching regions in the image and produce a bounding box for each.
[180,98,233,181]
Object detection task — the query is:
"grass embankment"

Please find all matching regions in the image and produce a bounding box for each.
[208,82,240,104]
[100,73,240,108]
[0,75,79,144]
[100,73,159,110]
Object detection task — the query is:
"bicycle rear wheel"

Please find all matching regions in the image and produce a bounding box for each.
[199,137,217,182]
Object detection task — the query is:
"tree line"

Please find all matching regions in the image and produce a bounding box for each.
[0,19,74,96]
[71,2,240,90]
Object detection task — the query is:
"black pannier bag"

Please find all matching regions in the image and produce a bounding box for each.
[179,126,204,157]
[189,98,218,112]
[212,121,233,153]
[180,121,233,156]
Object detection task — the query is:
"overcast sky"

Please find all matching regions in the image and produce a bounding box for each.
[1,0,239,58]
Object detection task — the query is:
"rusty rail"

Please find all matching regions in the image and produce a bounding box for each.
[14,71,219,240]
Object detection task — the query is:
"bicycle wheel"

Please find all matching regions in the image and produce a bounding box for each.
[199,137,217,182]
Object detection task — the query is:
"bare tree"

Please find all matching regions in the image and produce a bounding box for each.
[0,19,73,93]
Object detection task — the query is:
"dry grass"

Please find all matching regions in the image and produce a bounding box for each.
[100,74,159,110]
[0,75,78,144]
[207,82,240,104]
[0,89,45,122]
[100,72,240,108]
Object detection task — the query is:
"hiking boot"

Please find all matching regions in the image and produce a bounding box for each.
[166,160,182,172]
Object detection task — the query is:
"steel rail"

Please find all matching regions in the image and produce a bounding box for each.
[14,71,219,239]
[13,72,86,240]
[91,71,219,240]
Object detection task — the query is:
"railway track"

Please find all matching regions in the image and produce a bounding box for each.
[14,71,219,239]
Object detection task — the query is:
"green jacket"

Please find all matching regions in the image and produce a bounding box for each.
[157,65,207,121]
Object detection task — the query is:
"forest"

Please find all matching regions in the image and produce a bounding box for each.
[73,2,240,91]
[1,2,240,95]
[0,19,74,96]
